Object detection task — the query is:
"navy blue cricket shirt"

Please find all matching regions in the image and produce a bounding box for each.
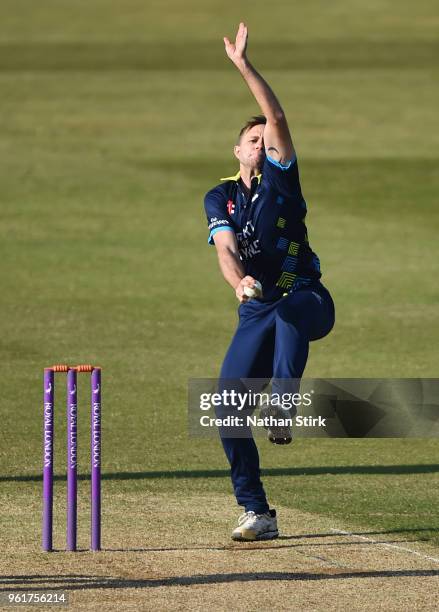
[204,155,322,302]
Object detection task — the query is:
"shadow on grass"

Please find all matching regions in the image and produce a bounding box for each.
[101,537,425,553]
[1,570,439,592]
[21,531,434,554]
[2,464,439,483]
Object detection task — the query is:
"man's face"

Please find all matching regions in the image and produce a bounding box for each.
[234,124,265,170]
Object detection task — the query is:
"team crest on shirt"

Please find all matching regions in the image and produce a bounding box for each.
[227,199,235,215]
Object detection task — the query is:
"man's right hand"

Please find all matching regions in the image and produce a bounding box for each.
[235,276,258,303]
[223,22,248,67]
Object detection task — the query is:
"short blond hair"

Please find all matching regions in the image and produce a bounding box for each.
[237,115,266,144]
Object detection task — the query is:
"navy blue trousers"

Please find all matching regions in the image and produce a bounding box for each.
[218,281,335,513]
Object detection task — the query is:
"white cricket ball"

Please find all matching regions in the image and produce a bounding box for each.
[243,280,263,298]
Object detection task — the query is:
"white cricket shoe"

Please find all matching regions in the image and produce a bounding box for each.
[232,510,278,541]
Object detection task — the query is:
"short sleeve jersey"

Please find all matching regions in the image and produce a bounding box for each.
[204,155,322,302]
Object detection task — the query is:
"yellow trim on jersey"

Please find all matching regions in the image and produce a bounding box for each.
[220,171,262,184]
[220,171,241,182]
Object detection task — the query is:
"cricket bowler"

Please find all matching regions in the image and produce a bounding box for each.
[204,23,335,540]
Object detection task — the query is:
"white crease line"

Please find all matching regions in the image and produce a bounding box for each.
[331,529,439,564]
[294,549,350,570]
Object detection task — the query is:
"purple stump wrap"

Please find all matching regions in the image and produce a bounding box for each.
[66,368,78,551]
[90,368,101,551]
[43,369,54,552]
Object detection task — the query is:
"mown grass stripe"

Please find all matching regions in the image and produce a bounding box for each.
[0,41,438,71]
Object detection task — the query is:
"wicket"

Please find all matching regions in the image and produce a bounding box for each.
[43,364,101,552]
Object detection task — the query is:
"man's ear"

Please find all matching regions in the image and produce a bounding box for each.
[233,145,240,161]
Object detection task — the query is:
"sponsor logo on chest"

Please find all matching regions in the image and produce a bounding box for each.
[236,221,261,260]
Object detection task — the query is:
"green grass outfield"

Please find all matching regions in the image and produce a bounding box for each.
[1,0,438,558]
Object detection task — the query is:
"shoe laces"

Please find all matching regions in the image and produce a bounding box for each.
[238,511,268,526]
